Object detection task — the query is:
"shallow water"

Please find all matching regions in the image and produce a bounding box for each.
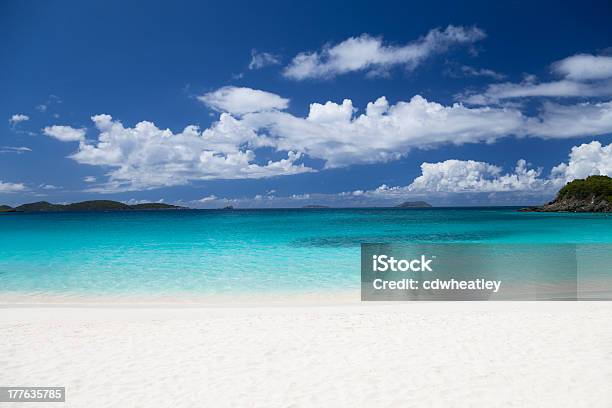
[1,208,611,296]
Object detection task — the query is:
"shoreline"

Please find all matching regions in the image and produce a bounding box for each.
[4,279,612,306]
[2,299,611,311]
[0,290,361,307]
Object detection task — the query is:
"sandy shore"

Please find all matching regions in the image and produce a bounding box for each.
[2,301,612,407]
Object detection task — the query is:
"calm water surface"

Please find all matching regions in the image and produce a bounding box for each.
[1,208,611,295]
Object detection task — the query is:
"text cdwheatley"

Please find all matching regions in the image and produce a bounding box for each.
[372,278,502,293]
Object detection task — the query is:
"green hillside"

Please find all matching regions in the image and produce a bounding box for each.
[557,175,612,203]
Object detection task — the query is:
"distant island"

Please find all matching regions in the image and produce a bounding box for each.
[302,205,330,209]
[394,201,432,208]
[521,175,612,212]
[0,200,186,213]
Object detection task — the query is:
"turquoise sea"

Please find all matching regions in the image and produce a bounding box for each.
[1,208,612,297]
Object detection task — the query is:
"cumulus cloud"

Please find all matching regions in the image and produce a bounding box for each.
[378,141,612,196]
[283,25,486,80]
[242,94,612,168]
[9,114,29,126]
[188,141,612,208]
[407,159,548,193]
[243,95,526,168]
[462,54,612,104]
[200,91,526,170]
[198,86,289,115]
[44,84,612,193]
[0,180,26,193]
[552,54,612,81]
[43,125,86,141]
[66,114,312,192]
[550,141,612,183]
[249,50,281,70]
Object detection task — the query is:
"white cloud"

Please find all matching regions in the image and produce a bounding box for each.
[68,114,313,192]
[83,176,97,183]
[39,184,60,190]
[197,195,218,203]
[373,141,612,196]
[458,65,505,80]
[188,192,334,209]
[45,83,612,193]
[0,146,31,154]
[307,98,355,123]
[188,140,612,208]
[249,50,281,70]
[242,94,612,168]
[9,114,29,126]
[198,86,289,115]
[552,54,612,81]
[43,125,86,141]
[290,193,311,200]
[525,101,612,138]
[0,180,26,193]
[551,141,612,183]
[462,53,612,104]
[283,25,486,80]
[462,79,612,104]
[124,198,164,205]
[242,95,526,168]
[407,159,548,193]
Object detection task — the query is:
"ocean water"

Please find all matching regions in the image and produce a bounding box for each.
[1,208,611,297]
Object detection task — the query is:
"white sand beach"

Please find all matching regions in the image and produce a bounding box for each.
[2,300,612,408]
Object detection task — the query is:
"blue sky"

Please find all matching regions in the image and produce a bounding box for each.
[2,0,612,207]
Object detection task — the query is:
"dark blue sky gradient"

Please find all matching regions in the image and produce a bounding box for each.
[1,0,611,205]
